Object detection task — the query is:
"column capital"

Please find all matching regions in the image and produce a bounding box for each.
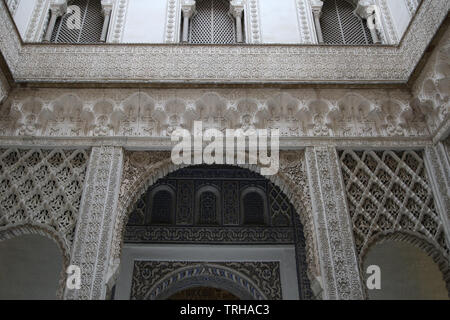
[101,0,113,16]
[310,0,324,17]
[355,0,377,19]
[181,0,196,19]
[230,0,245,18]
[49,0,67,17]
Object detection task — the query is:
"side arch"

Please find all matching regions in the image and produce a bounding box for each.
[360,230,450,298]
[0,223,71,299]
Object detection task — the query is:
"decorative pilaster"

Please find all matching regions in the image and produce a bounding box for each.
[181,0,196,43]
[6,0,20,16]
[43,0,67,42]
[425,143,450,247]
[305,146,364,300]
[64,146,124,300]
[310,0,324,44]
[100,0,113,42]
[230,0,245,43]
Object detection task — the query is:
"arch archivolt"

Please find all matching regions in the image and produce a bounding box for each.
[360,230,450,296]
[109,150,320,290]
[0,223,71,299]
[140,263,268,300]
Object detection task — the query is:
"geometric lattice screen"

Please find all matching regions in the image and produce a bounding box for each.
[50,0,104,43]
[339,150,448,257]
[189,0,236,44]
[321,0,373,45]
[0,149,89,251]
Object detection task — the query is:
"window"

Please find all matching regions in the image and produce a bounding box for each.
[195,186,221,225]
[242,192,266,225]
[241,187,268,225]
[149,188,175,224]
[189,0,238,44]
[320,0,374,45]
[198,191,219,224]
[50,0,104,43]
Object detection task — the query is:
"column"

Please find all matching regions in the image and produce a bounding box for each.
[181,0,196,43]
[355,2,381,44]
[64,146,124,300]
[425,143,450,246]
[44,1,67,42]
[230,0,245,43]
[311,0,324,44]
[305,146,364,300]
[100,1,113,42]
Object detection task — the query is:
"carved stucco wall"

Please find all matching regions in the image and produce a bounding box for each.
[412,24,450,142]
[130,261,282,300]
[339,148,450,295]
[0,147,90,298]
[0,69,9,104]
[0,88,433,143]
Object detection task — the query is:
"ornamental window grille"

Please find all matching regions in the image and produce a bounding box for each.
[189,0,237,44]
[50,0,104,44]
[0,149,89,250]
[149,190,173,225]
[320,0,374,45]
[242,191,266,225]
[338,150,448,256]
[198,191,219,225]
[127,165,294,229]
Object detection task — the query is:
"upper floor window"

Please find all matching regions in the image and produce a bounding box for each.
[242,191,266,225]
[320,0,374,45]
[44,0,112,43]
[241,187,268,225]
[181,0,245,44]
[195,186,221,225]
[149,189,174,225]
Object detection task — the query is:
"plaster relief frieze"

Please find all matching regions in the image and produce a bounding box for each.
[0,0,448,84]
[0,88,432,142]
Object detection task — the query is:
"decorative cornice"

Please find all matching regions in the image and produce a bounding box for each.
[0,0,448,84]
